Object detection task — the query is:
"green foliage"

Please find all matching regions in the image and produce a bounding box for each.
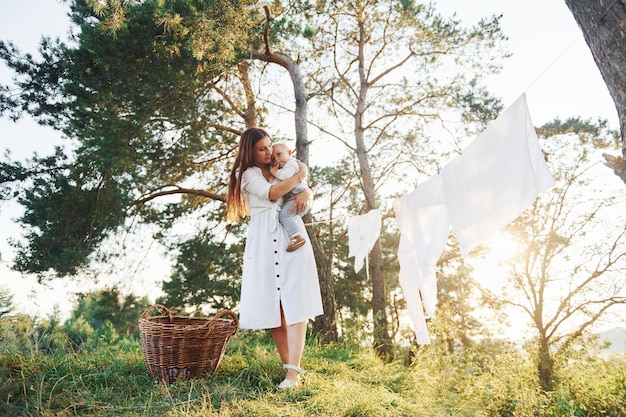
[0,287,13,318]
[0,0,259,277]
[0,288,152,356]
[67,287,151,341]
[434,240,492,352]
[1,324,625,417]
[0,313,41,355]
[63,315,95,349]
[537,117,620,148]
[159,231,243,312]
[14,153,131,276]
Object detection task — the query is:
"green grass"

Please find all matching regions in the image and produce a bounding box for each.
[1,330,625,416]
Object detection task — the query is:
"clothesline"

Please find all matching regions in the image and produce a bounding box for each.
[303,212,394,227]
[304,2,620,344]
[522,0,621,96]
[348,94,555,345]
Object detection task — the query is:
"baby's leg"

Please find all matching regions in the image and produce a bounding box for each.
[279,199,301,238]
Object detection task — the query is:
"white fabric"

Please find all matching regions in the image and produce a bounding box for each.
[238,166,324,329]
[348,209,381,273]
[441,94,555,257]
[389,93,554,344]
[393,174,449,317]
[397,235,431,344]
[393,175,450,345]
[274,157,300,180]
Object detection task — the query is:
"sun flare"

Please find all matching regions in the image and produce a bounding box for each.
[485,231,518,264]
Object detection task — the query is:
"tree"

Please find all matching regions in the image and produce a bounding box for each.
[67,287,151,338]
[498,119,626,391]
[0,0,341,339]
[158,230,243,313]
[0,287,14,318]
[296,0,507,358]
[564,0,626,184]
[0,0,257,277]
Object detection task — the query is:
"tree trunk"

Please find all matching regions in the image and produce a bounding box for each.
[564,0,626,183]
[308,222,339,343]
[370,241,392,359]
[537,338,555,392]
[354,129,391,358]
[355,104,392,359]
[237,63,257,129]
[354,20,392,360]
[252,50,339,342]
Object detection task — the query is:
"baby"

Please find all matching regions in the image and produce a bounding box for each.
[270,143,309,252]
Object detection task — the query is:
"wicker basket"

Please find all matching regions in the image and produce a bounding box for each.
[138,304,238,383]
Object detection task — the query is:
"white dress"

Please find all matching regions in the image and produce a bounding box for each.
[238,166,324,329]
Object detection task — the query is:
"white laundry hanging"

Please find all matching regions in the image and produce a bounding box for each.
[393,173,451,344]
[393,174,449,316]
[390,93,554,343]
[441,93,555,257]
[348,209,381,274]
[397,235,431,344]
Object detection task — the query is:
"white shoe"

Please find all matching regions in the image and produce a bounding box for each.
[277,378,298,389]
[277,364,307,390]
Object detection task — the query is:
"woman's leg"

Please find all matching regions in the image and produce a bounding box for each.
[270,315,289,364]
[270,308,307,382]
[284,320,307,381]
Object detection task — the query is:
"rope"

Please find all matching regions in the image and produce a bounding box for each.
[522,0,621,95]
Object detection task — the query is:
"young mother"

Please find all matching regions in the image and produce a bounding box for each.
[226,127,324,389]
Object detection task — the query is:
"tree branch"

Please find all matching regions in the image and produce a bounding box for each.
[131,185,224,207]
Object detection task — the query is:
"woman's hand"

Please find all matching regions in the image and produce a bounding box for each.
[288,188,312,214]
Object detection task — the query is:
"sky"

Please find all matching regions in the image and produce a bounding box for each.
[0,1,621,323]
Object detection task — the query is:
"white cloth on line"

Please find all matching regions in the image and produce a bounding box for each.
[393,174,450,345]
[391,93,554,344]
[393,174,449,317]
[397,235,431,345]
[348,209,381,273]
[441,93,555,257]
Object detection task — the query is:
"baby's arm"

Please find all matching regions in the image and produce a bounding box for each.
[275,158,300,181]
[270,163,280,178]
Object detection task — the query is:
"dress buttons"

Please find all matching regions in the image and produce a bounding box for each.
[277,287,280,291]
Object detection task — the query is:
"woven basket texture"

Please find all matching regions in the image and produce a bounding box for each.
[139,304,238,384]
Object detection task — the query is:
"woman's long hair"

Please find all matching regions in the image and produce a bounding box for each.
[226,127,270,222]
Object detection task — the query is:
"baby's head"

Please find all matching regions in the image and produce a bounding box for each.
[272,143,293,165]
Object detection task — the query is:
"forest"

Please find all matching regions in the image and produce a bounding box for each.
[1,1,626,415]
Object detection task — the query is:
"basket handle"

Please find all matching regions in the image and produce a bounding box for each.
[204,310,238,337]
[140,304,173,322]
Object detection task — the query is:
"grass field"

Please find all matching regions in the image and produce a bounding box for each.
[1,329,625,416]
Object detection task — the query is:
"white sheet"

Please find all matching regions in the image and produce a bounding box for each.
[441,94,555,257]
[392,94,554,343]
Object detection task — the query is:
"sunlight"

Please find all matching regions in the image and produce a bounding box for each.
[485,231,518,264]
[469,231,518,288]
[465,231,529,340]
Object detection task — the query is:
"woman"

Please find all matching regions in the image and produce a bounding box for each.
[226,127,324,389]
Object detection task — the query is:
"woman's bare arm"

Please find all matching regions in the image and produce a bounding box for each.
[267,160,308,201]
